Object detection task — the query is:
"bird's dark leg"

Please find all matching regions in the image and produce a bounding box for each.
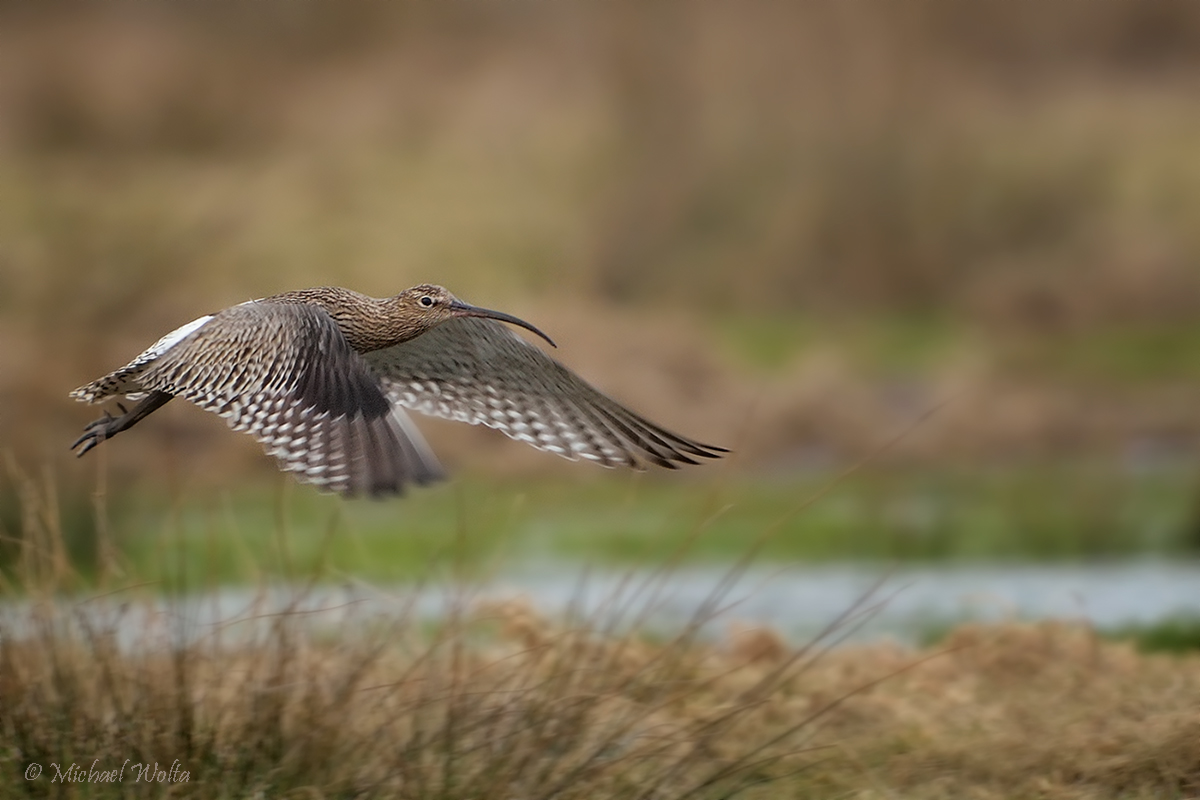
[72,391,174,457]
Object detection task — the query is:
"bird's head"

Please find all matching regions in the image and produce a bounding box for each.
[393,285,556,347]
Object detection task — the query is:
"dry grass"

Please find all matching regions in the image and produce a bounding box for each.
[5,2,1200,491]
[2,8,1199,795]
[0,479,1198,799]
[0,468,860,797]
[0,569,876,798]
[0,464,1197,798]
[4,1,1200,319]
[2,577,1199,798]
[816,623,1200,798]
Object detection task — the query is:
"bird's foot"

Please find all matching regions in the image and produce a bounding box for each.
[71,404,127,457]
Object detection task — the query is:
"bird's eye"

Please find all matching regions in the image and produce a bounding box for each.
[419,295,434,308]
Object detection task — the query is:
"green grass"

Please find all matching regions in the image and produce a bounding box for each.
[1002,324,1200,382]
[717,309,1200,383]
[37,462,1197,587]
[921,614,1200,654]
[714,312,961,373]
[1104,615,1200,653]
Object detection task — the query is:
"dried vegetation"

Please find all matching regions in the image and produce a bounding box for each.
[6,2,1200,486]
[2,7,1200,796]
[1,579,1199,798]
[0,493,1198,799]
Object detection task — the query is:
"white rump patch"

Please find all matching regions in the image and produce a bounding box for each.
[143,314,214,360]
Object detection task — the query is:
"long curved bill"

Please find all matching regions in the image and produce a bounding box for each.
[448,300,557,348]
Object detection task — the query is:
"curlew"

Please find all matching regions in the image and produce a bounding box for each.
[70,285,727,497]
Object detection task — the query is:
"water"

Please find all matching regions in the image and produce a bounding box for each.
[10,561,1199,649]
[488,560,1200,643]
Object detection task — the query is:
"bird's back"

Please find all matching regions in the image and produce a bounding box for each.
[71,288,378,403]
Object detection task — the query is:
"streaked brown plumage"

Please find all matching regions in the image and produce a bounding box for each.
[70,285,727,497]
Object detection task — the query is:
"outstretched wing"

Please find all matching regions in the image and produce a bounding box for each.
[362,317,727,469]
[138,302,444,497]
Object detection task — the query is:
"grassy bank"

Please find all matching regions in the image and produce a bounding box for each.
[6,463,1197,587]
[1,580,1197,798]
[2,457,1198,796]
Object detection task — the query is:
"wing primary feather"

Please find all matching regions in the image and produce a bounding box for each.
[561,395,641,468]
[364,315,726,473]
[592,394,719,462]
[362,416,399,498]
[559,396,631,466]
[586,399,687,468]
[635,415,730,458]
[393,410,446,485]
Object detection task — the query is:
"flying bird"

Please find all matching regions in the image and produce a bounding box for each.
[70,285,727,496]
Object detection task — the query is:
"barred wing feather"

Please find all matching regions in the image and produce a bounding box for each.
[363,317,727,469]
[138,303,444,497]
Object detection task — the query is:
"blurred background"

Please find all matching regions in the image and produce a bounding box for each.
[3,1,1200,636]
